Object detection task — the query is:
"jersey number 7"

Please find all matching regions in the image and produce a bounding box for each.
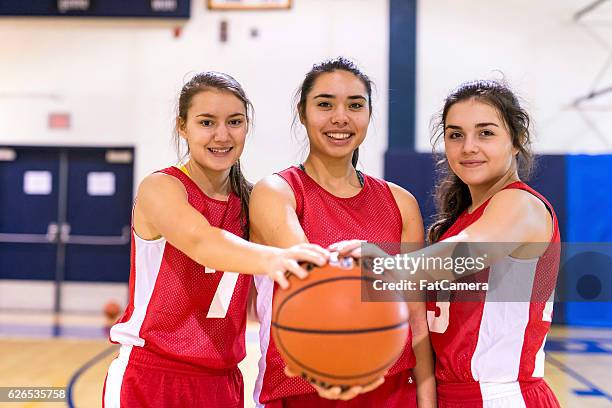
[205,267,240,318]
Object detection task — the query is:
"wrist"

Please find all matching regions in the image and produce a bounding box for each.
[256,245,282,275]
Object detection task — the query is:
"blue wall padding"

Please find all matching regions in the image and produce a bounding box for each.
[567,155,612,242]
[388,0,418,150]
[565,155,612,327]
[384,152,567,234]
[384,151,437,227]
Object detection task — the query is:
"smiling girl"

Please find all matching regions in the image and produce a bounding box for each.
[334,79,561,407]
[102,72,328,408]
[425,80,560,407]
[249,58,436,408]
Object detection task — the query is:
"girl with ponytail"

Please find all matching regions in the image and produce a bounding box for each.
[249,58,435,407]
[103,71,328,408]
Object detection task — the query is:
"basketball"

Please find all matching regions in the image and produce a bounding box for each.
[271,255,409,388]
[103,301,121,321]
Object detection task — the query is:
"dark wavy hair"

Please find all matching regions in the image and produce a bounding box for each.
[174,71,253,238]
[295,56,373,168]
[427,79,534,243]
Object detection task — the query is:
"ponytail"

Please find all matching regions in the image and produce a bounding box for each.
[351,148,359,168]
[229,160,253,239]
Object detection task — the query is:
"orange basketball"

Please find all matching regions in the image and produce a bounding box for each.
[271,256,409,388]
[103,301,121,320]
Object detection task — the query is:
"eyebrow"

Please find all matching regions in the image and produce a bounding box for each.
[445,122,499,130]
[313,93,367,101]
[195,112,245,118]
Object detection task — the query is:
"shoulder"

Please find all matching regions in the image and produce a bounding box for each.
[484,186,552,239]
[487,187,548,219]
[137,171,187,201]
[386,181,419,210]
[251,174,296,205]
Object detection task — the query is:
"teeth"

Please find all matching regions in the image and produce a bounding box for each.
[209,147,231,153]
[326,132,352,140]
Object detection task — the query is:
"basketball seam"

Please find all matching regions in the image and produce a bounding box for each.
[271,320,408,334]
[275,327,407,380]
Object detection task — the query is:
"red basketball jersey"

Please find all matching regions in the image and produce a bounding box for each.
[110,166,252,371]
[426,182,560,402]
[255,166,416,404]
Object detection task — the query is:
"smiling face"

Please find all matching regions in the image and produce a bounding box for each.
[444,98,519,188]
[300,70,370,161]
[178,88,247,172]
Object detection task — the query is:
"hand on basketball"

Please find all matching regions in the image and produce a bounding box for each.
[267,244,329,289]
[284,367,385,400]
[329,240,389,260]
[328,239,364,258]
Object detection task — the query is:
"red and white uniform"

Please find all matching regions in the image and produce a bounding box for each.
[255,166,417,407]
[426,182,560,407]
[104,166,251,408]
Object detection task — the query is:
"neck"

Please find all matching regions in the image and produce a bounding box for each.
[468,168,520,212]
[185,159,231,200]
[302,154,359,189]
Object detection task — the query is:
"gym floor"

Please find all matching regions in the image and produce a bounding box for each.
[0,312,611,408]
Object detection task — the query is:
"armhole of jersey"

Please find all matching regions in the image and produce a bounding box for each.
[275,171,303,217]
[503,183,557,240]
[131,198,163,242]
[382,180,405,230]
[132,168,190,243]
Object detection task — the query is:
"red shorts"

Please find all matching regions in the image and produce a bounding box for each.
[103,345,244,408]
[263,369,416,408]
[437,379,560,408]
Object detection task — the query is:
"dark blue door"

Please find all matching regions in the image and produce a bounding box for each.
[0,146,60,281]
[64,148,133,282]
[0,145,133,313]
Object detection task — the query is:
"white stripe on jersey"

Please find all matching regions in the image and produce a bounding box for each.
[480,382,527,407]
[254,275,274,408]
[471,256,538,383]
[532,333,547,378]
[532,299,555,377]
[104,345,133,408]
[543,299,554,322]
[110,234,166,346]
[207,271,240,318]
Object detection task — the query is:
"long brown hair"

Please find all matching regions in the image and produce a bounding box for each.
[174,71,253,238]
[294,57,373,168]
[427,79,534,243]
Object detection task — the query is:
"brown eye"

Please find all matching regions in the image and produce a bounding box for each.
[200,120,213,127]
[317,101,332,108]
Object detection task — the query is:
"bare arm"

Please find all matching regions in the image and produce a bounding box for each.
[334,188,553,283]
[249,174,308,247]
[133,173,327,287]
[389,183,436,408]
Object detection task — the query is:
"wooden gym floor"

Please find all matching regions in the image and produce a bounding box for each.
[0,312,611,408]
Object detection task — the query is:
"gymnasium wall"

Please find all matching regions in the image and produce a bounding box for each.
[416,0,612,155]
[2,1,612,321]
[0,0,390,186]
[3,0,611,184]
